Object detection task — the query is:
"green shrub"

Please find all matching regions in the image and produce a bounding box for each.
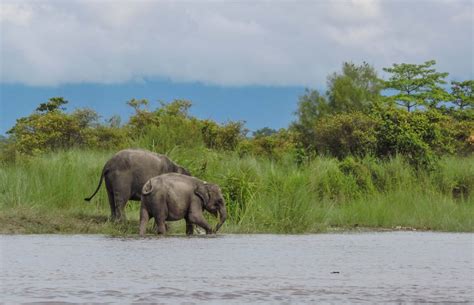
[8,111,81,154]
[133,116,204,154]
[433,156,474,200]
[339,157,376,194]
[313,112,378,159]
[239,129,296,160]
[81,126,130,150]
[371,107,458,169]
[6,98,127,155]
[200,120,247,151]
[307,157,360,201]
[358,155,413,192]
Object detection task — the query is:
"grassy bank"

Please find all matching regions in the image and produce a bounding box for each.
[0,149,473,234]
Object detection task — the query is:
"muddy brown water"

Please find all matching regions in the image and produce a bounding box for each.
[1,232,473,304]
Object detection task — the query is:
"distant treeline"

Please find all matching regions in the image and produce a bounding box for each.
[1,60,473,169]
[1,60,473,234]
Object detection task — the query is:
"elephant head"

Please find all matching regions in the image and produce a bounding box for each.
[176,166,191,176]
[194,182,227,232]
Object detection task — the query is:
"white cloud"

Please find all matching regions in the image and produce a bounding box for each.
[0,2,34,26]
[0,0,472,86]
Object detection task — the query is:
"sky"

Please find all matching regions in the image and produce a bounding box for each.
[1,0,473,134]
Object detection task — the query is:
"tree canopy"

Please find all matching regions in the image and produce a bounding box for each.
[451,80,473,110]
[327,61,383,113]
[383,60,449,111]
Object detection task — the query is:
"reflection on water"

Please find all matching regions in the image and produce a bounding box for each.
[1,232,473,304]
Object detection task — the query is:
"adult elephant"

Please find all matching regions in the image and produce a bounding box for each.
[139,173,227,236]
[85,149,191,221]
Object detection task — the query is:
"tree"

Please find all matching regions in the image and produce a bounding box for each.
[107,115,122,128]
[36,97,68,113]
[6,98,127,154]
[291,89,329,150]
[327,61,383,113]
[294,89,329,122]
[451,80,473,110]
[156,99,192,118]
[127,98,157,133]
[253,127,277,138]
[243,128,296,159]
[383,60,449,111]
[126,98,149,112]
[424,86,452,109]
[7,111,80,154]
[201,120,247,151]
[71,108,100,129]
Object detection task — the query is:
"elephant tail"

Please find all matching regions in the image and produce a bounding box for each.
[142,180,153,196]
[84,168,107,202]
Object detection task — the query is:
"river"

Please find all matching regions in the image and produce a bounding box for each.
[1,232,473,304]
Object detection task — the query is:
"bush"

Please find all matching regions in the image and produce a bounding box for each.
[307,157,360,201]
[200,120,247,151]
[339,157,376,194]
[6,98,127,156]
[446,114,474,155]
[81,126,130,150]
[433,156,474,200]
[239,129,296,160]
[133,116,204,153]
[313,112,378,159]
[372,107,456,169]
[7,111,81,154]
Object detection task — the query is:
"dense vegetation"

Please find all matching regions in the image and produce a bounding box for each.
[1,60,473,234]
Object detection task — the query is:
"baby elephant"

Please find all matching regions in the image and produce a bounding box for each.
[139,173,227,236]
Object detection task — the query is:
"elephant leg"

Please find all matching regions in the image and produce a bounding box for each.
[151,222,168,232]
[191,217,213,234]
[152,197,168,235]
[154,217,167,234]
[105,172,131,221]
[104,178,116,220]
[188,198,213,234]
[188,213,213,234]
[113,187,130,222]
[139,204,150,236]
[185,218,194,235]
[114,195,128,222]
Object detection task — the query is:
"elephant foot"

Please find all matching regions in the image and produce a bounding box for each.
[205,228,215,235]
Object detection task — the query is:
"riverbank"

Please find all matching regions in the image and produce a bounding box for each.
[1,150,473,234]
[0,212,447,235]
[0,203,470,235]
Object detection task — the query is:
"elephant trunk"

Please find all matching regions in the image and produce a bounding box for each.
[215,205,227,232]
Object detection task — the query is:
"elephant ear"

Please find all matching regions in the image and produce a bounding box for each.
[194,183,210,206]
[142,180,153,196]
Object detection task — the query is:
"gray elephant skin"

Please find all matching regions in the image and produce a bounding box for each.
[139,173,227,236]
[85,149,190,220]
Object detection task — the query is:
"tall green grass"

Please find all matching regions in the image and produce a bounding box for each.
[0,149,472,234]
